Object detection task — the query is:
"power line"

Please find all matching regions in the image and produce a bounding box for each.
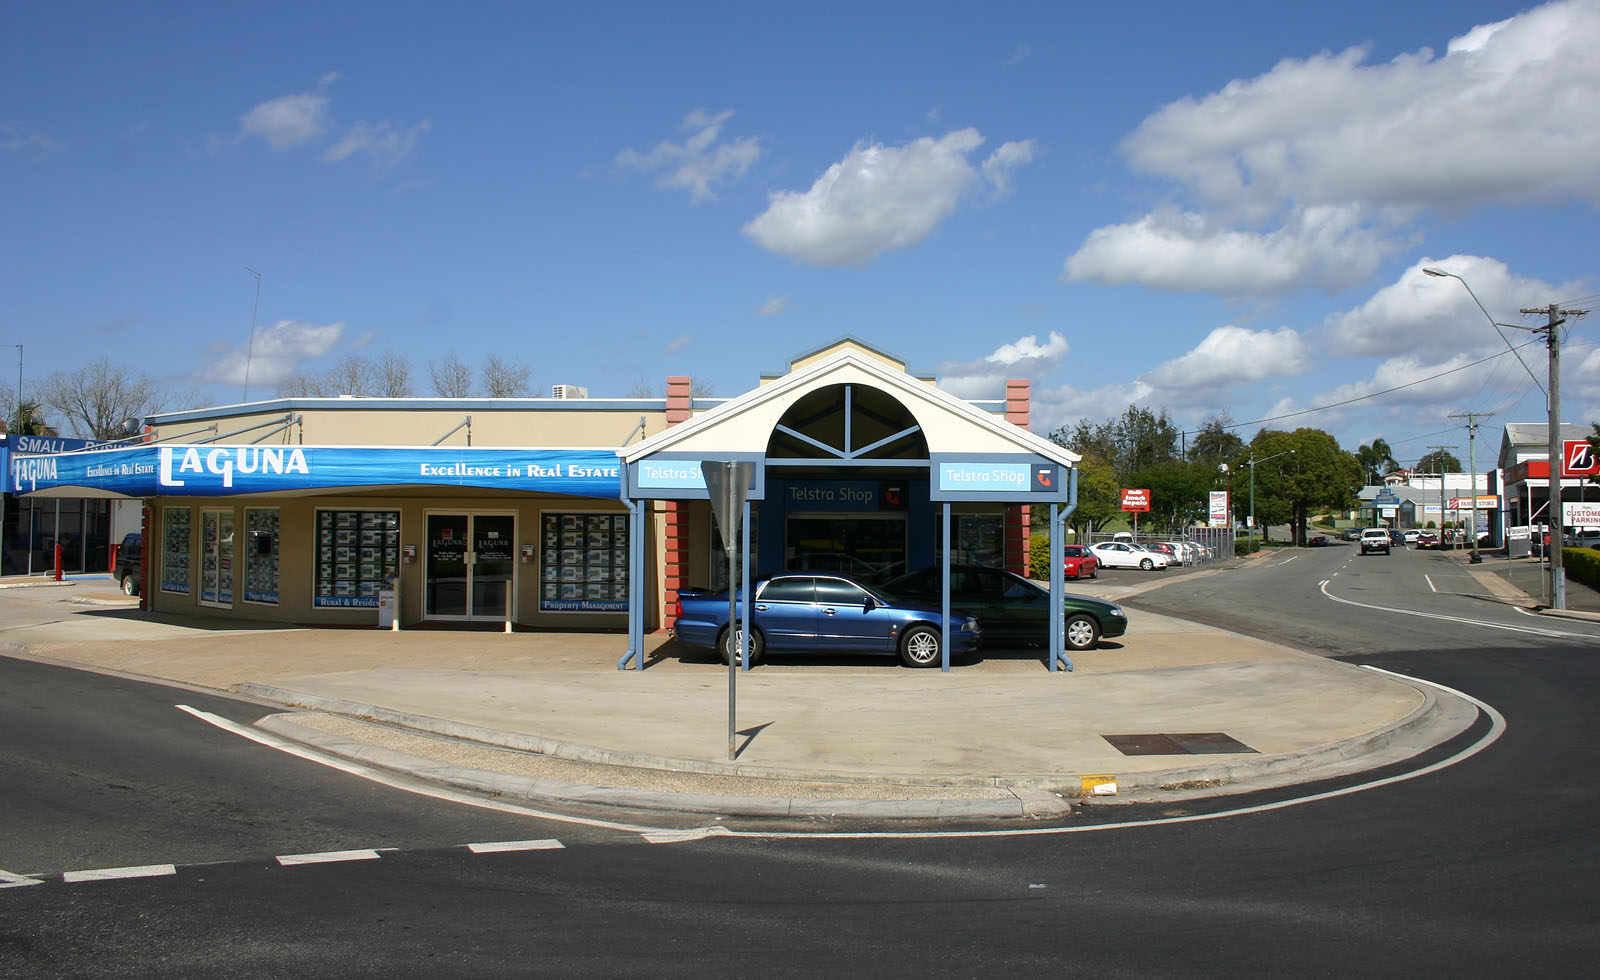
[1222,338,1542,432]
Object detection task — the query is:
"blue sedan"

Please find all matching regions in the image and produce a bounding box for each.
[673,573,983,668]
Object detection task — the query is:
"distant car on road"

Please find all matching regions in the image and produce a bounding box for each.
[1341,528,1361,541]
[1359,528,1391,556]
[1404,529,1420,544]
[1416,530,1439,549]
[1090,541,1170,571]
[1308,535,1328,547]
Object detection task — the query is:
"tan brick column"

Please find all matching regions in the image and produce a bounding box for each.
[1005,379,1032,577]
[661,377,692,629]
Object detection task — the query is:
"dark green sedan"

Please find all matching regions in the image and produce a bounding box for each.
[882,564,1127,651]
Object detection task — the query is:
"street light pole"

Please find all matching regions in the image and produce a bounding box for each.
[1247,448,1295,553]
[1424,268,1587,610]
[1449,411,1493,564]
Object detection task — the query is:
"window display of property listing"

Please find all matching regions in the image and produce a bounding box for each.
[314,509,400,607]
[244,508,280,604]
[161,507,191,595]
[539,512,627,613]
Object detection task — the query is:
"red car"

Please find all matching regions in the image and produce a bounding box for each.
[1062,544,1099,579]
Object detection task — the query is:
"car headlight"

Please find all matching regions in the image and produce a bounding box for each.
[1108,605,1125,618]
[961,617,980,632]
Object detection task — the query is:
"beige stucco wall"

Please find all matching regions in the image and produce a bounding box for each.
[152,402,670,449]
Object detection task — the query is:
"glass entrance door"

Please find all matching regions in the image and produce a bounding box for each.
[425,513,515,621]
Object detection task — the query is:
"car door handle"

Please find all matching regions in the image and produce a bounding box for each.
[821,607,837,615]
[754,604,768,611]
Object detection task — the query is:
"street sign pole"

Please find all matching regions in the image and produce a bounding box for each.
[702,460,754,760]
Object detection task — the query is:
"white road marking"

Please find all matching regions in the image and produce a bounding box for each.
[0,869,43,889]
[1426,574,1438,593]
[466,839,565,854]
[63,864,176,883]
[276,849,382,866]
[642,827,734,844]
[698,667,1508,841]
[175,705,673,835]
[1319,580,1593,640]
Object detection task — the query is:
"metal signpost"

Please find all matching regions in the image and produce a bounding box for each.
[702,459,754,760]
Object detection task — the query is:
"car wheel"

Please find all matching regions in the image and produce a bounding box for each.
[120,574,138,597]
[1064,613,1099,651]
[899,625,942,668]
[1139,558,1154,571]
[719,625,764,666]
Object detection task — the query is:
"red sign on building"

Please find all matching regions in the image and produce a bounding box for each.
[1562,439,1599,478]
[1120,488,1151,512]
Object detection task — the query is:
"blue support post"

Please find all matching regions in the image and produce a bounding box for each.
[941,501,951,672]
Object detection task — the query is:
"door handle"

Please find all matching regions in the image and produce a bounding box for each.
[754,604,768,611]
[822,607,837,615]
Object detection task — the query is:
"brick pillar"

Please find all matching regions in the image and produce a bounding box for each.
[662,377,692,629]
[1005,379,1032,577]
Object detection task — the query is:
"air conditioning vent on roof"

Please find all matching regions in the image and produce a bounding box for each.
[550,385,588,399]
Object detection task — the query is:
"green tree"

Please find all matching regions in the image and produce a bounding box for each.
[1414,449,1463,475]
[1246,428,1363,545]
[1355,438,1396,485]
[1128,460,1213,532]
[1188,414,1245,466]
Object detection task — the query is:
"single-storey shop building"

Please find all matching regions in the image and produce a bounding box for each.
[11,340,1079,663]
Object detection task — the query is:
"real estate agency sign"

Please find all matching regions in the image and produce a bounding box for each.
[1208,490,1229,527]
[1121,488,1151,512]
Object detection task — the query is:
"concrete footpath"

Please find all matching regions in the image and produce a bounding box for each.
[0,558,1530,821]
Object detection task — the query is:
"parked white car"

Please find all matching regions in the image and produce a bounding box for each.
[1090,541,1171,571]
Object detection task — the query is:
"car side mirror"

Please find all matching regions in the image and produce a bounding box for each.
[862,596,876,613]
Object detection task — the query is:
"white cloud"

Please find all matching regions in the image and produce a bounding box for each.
[1066,0,1600,293]
[1322,255,1582,358]
[324,119,432,166]
[1030,378,1156,434]
[240,92,332,150]
[1143,325,1308,389]
[662,334,691,355]
[616,109,761,204]
[2,125,62,158]
[937,331,1069,399]
[743,128,1035,267]
[1311,351,1500,409]
[237,75,427,165]
[196,320,345,386]
[1065,204,1399,293]
[756,296,788,317]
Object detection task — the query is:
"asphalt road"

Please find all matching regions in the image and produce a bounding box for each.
[3,547,1596,977]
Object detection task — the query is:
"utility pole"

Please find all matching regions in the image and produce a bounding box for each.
[1448,412,1493,564]
[1520,303,1588,610]
[1427,445,1455,546]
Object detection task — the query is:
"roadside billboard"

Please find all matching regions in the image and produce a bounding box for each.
[1120,488,1150,512]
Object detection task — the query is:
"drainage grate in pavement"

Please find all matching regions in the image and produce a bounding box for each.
[1101,732,1258,756]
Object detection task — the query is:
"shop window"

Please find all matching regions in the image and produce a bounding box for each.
[315,510,399,608]
[161,508,192,595]
[539,512,627,613]
[199,509,235,608]
[243,508,280,605]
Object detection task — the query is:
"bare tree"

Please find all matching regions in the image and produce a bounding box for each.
[624,376,716,398]
[40,359,166,439]
[429,353,473,397]
[323,355,375,396]
[482,354,531,397]
[275,372,325,397]
[373,352,413,397]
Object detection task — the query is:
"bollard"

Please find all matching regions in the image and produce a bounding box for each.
[53,543,62,582]
[109,543,119,575]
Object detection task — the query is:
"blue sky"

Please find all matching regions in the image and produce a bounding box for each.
[3,0,1596,468]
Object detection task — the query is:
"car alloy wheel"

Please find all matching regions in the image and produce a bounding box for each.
[899,625,941,668]
[1139,558,1153,570]
[1064,613,1099,651]
[120,575,137,597]
[720,625,764,666]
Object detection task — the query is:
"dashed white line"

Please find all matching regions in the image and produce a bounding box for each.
[63,864,176,884]
[0,869,43,889]
[276,849,382,866]
[466,839,565,854]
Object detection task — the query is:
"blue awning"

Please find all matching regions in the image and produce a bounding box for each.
[10,444,623,499]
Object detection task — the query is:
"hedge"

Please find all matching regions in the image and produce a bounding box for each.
[1565,547,1600,591]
